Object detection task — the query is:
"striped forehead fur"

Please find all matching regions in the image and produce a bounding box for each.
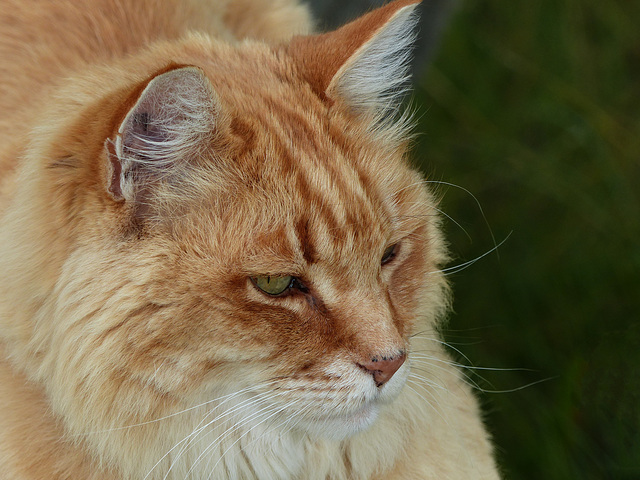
[176,94,411,253]
[125,57,414,233]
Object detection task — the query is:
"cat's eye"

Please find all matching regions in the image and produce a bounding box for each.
[381,244,398,265]
[251,275,294,296]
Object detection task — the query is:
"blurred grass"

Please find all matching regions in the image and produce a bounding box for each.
[412,0,640,478]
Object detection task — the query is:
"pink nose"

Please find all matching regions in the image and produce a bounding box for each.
[358,352,406,387]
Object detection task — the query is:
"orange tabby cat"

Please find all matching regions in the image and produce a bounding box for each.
[0,0,500,478]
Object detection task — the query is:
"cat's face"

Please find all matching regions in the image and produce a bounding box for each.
[54,72,438,441]
[25,0,447,470]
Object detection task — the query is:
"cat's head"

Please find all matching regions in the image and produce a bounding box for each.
[6,0,448,473]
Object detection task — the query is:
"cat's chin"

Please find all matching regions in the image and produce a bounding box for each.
[299,363,409,441]
[302,401,380,441]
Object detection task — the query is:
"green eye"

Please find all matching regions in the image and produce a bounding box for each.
[252,275,294,296]
[381,244,397,265]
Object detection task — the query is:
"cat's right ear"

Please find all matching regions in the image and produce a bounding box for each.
[106,67,218,203]
[287,0,420,115]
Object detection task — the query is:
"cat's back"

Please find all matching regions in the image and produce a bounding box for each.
[0,0,217,121]
[0,0,311,96]
[0,0,310,86]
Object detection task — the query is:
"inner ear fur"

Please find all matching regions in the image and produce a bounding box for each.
[286,0,420,112]
[106,66,218,203]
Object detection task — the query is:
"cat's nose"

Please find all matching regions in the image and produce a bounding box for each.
[358,352,406,387]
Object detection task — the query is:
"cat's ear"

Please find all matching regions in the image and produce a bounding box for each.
[107,66,217,202]
[287,0,420,113]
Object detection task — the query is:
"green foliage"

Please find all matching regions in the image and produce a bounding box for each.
[412,0,640,477]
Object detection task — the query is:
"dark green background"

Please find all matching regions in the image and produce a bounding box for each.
[411,0,639,477]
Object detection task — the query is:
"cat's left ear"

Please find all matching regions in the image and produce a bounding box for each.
[287,0,420,113]
[107,66,217,202]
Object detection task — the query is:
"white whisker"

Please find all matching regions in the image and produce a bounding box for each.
[409,349,553,395]
[430,232,512,277]
[143,382,281,479]
[204,399,299,479]
[411,334,478,367]
[405,378,450,427]
[182,392,288,478]
[411,353,534,373]
[74,383,266,438]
